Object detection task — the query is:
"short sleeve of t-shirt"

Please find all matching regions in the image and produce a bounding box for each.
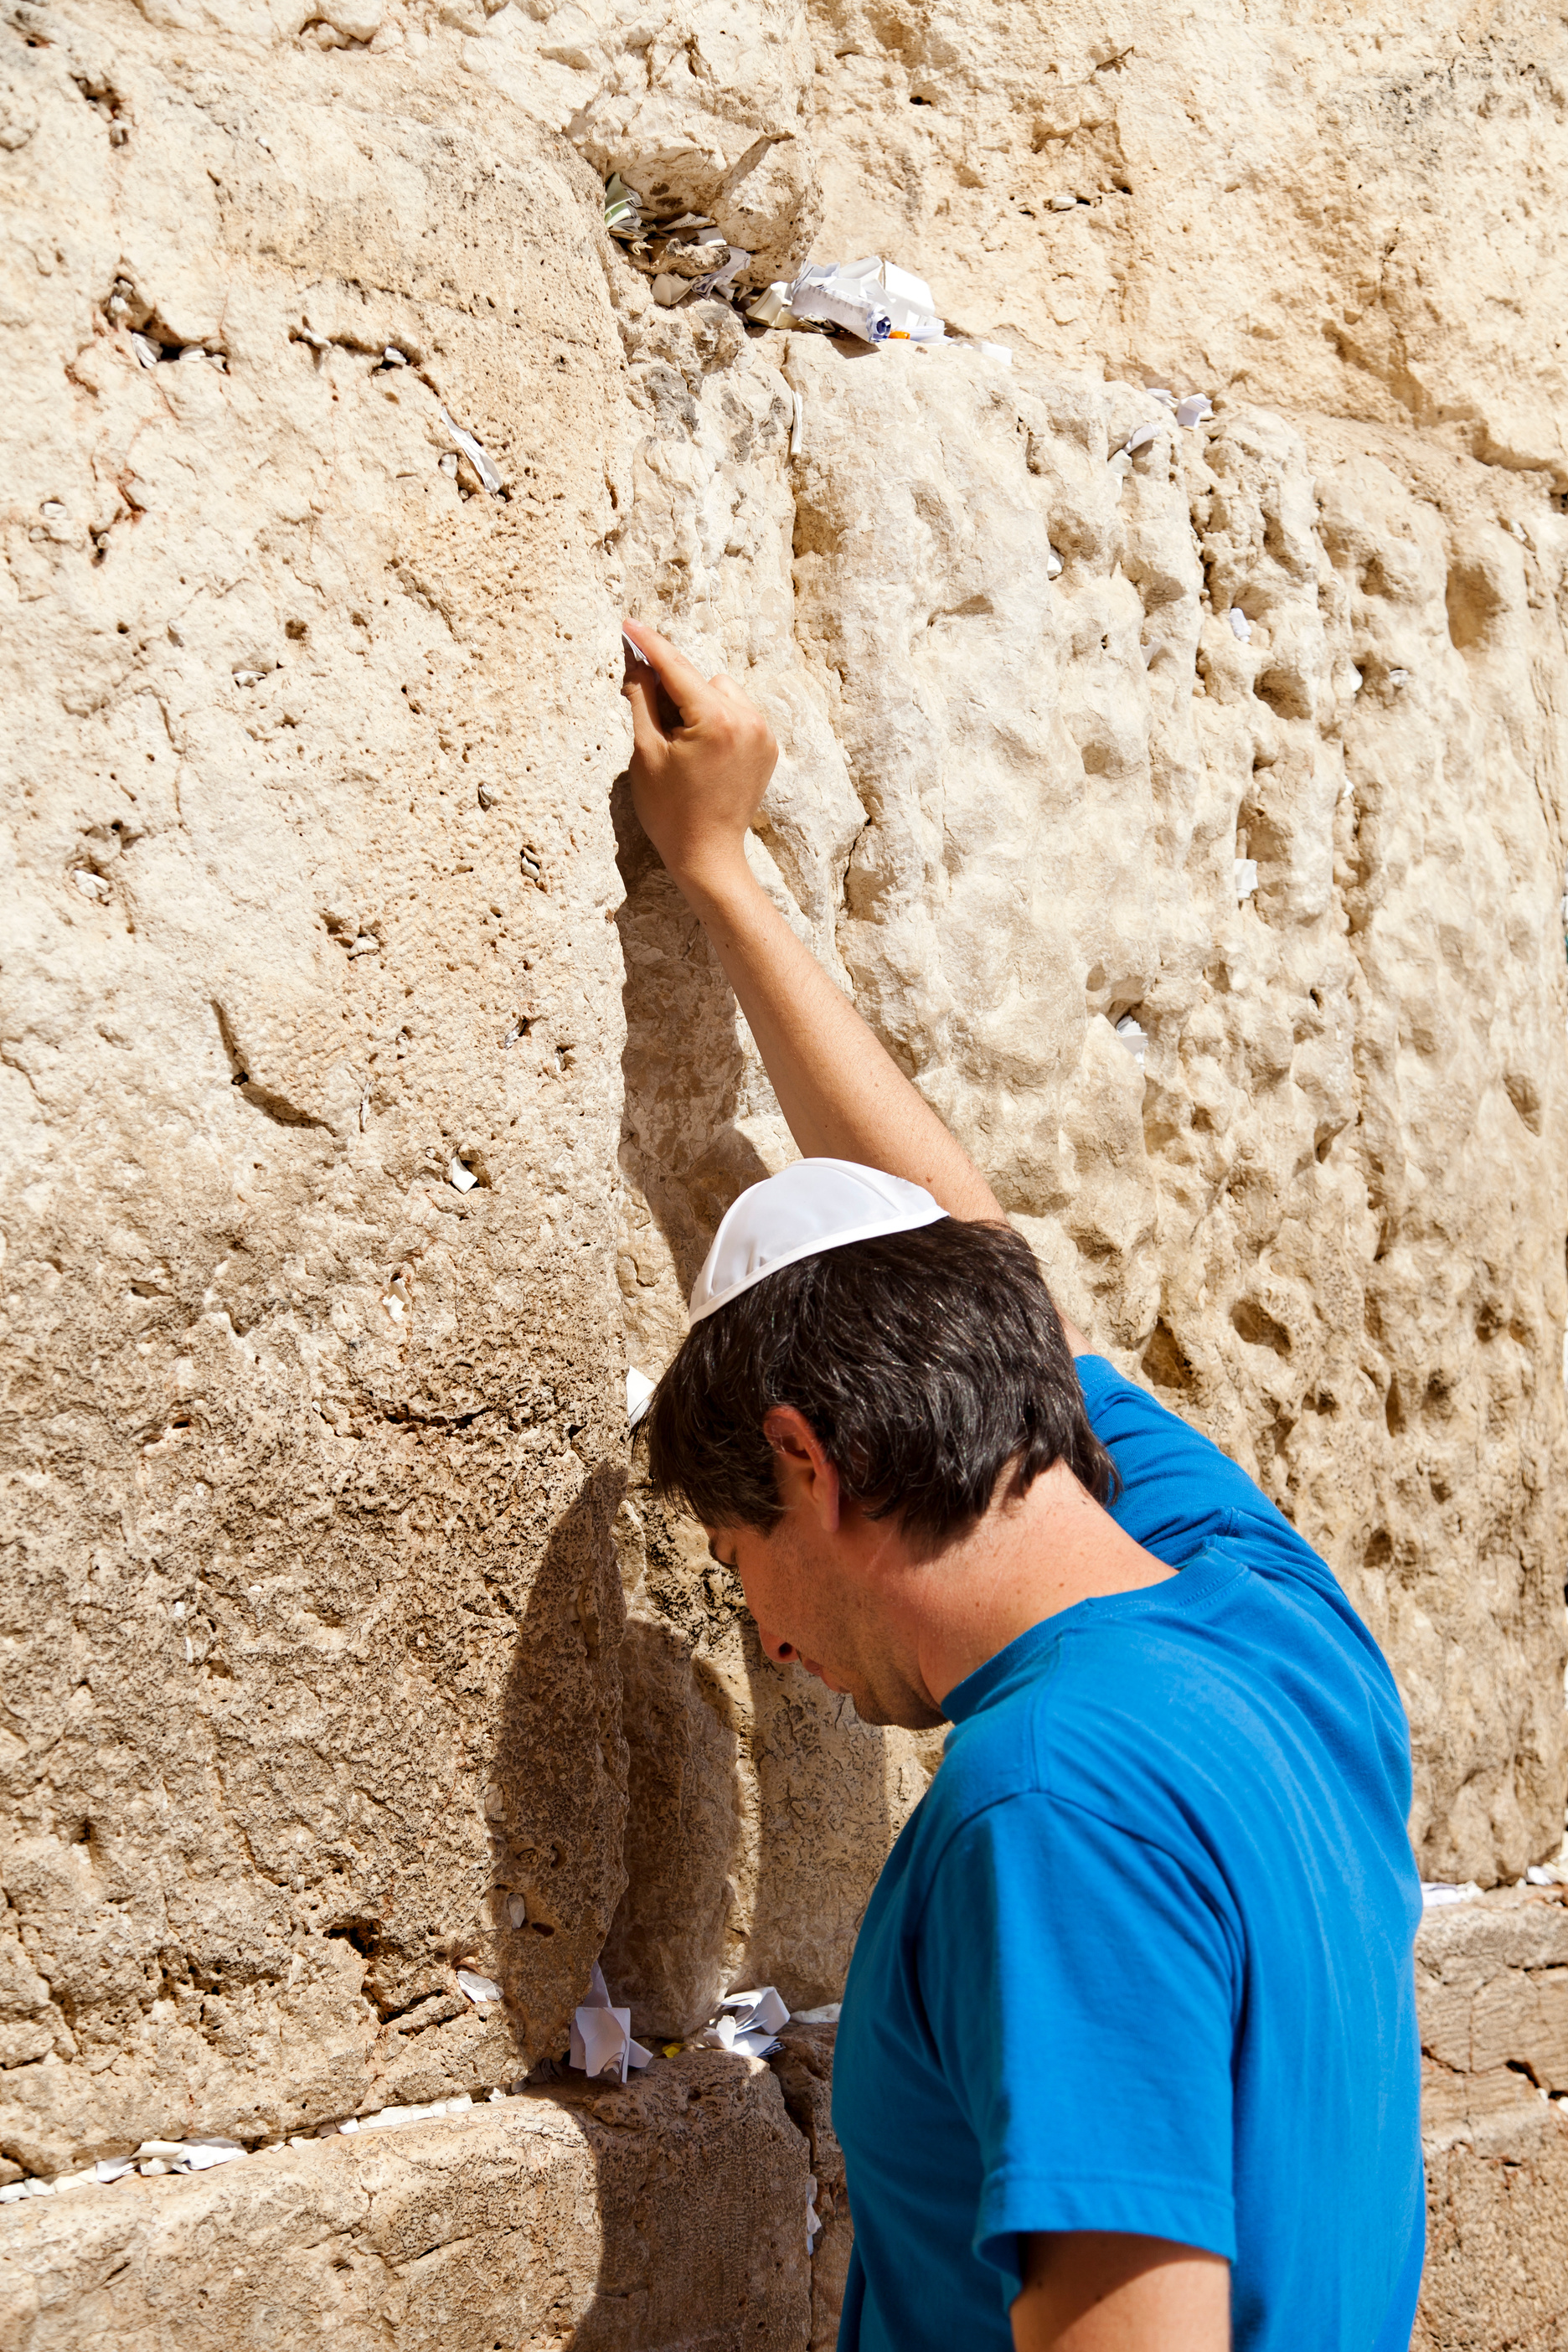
[918,1785,1240,2309]
[1077,1354,1340,1598]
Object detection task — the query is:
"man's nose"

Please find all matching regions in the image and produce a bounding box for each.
[755,1621,797,1667]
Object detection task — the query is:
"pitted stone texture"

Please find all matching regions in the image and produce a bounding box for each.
[456,0,821,288]
[1419,1885,1568,2110]
[807,0,1568,478]
[0,2052,812,2350]
[781,334,1568,1884]
[1,4,634,2177]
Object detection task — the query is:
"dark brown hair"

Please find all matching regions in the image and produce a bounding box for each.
[645,1217,1117,1544]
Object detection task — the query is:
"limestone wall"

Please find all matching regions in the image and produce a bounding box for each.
[3,0,1568,2339]
[0,0,637,2174]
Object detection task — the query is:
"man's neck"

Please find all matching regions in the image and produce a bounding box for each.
[877,1462,1174,1710]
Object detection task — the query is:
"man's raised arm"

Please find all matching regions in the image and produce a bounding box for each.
[623,624,1089,1343]
[622,618,1009,1226]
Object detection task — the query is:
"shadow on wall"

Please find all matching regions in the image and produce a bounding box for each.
[597,1603,745,2035]
[736,1628,895,2009]
[447,1462,819,2350]
[487,1460,631,2072]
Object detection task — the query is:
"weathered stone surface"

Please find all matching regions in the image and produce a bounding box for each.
[0,2050,812,2349]
[773,333,1568,1883]
[1416,1890,1568,2349]
[1419,1885,1568,2094]
[808,0,1568,473]
[1,0,633,2174]
[6,0,1568,2333]
[773,2022,849,2352]
[608,297,1568,1906]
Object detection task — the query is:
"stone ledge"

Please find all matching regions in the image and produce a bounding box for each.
[0,2052,811,2352]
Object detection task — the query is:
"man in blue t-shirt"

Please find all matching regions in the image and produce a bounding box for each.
[621,619,1425,2351]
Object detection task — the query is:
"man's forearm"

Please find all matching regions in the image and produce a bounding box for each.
[683,858,1005,1225]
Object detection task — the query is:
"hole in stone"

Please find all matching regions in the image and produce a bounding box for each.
[1142,1318,1195,1391]
[1231,1298,1291,1355]
[1445,562,1504,652]
[327,1918,379,1957]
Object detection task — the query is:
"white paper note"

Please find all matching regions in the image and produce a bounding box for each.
[437,405,504,496]
[710,1983,790,2057]
[456,1968,503,2004]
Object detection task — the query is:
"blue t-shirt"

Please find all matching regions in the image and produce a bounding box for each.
[833,1356,1424,2352]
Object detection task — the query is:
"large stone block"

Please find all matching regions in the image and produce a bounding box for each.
[1,0,636,2174]
[807,0,1568,472]
[779,333,1568,1885]
[0,2050,812,2349]
[1417,1889,1568,2349]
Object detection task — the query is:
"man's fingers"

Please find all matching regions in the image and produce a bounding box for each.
[622,619,714,727]
[622,673,671,772]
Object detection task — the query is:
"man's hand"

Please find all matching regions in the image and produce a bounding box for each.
[622,621,777,897]
[1012,2232,1230,2351]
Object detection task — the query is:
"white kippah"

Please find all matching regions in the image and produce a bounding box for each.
[689,1158,947,1323]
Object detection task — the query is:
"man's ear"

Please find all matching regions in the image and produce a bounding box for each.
[762,1405,842,1534]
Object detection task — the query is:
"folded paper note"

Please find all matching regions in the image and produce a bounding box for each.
[570,1961,653,2083]
[748,281,795,328]
[690,245,748,300]
[710,1984,790,2058]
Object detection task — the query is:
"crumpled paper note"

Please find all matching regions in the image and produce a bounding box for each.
[709,1984,790,2059]
[787,257,944,348]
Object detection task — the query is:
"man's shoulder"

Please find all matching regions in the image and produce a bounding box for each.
[924,1552,1408,1866]
[931,1617,1203,1828]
